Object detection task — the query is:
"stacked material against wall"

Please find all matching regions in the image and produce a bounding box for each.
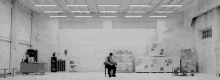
[113,50,134,73]
[135,57,179,72]
[150,42,165,57]
[135,42,180,72]
[181,49,197,72]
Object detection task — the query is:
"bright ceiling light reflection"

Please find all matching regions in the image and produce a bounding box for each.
[129,5,150,7]
[100,16,117,17]
[75,16,92,17]
[35,5,57,7]
[50,16,67,17]
[67,5,88,7]
[125,16,143,18]
[149,16,167,17]
[161,5,183,7]
[98,5,119,7]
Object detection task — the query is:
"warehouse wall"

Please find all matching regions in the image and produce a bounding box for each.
[0,0,32,73]
[157,18,195,57]
[10,3,32,72]
[30,0,220,73]
[29,13,198,72]
[186,0,220,74]
[58,19,157,72]
[31,14,60,71]
[0,1,12,73]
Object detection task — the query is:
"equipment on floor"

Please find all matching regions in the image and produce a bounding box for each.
[57,59,66,72]
[70,60,77,73]
[20,49,47,75]
[135,56,180,73]
[172,60,194,76]
[51,53,57,72]
[113,50,134,73]
[20,63,47,75]
[0,68,16,78]
[22,49,38,63]
[50,53,66,72]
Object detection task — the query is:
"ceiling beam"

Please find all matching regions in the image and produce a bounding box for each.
[43,13,183,19]
[160,0,173,11]
[87,0,98,14]
[119,0,133,14]
[149,0,163,14]
[176,0,194,12]
[18,0,41,13]
[163,0,182,11]
[53,0,69,13]
[147,0,162,13]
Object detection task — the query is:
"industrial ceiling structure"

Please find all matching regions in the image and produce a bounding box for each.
[18,0,195,18]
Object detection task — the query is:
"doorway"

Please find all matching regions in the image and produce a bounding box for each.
[203,42,215,74]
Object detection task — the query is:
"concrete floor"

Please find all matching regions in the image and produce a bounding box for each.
[1,72,220,80]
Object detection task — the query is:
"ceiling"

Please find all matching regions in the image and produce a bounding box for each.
[18,0,194,15]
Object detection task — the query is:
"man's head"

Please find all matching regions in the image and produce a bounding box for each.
[109,53,113,57]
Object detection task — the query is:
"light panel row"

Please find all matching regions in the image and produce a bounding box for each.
[44,11,174,14]
[49,15,167,18]
[35,4,183,7]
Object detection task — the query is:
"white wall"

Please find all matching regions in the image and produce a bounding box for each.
[10,3,32,72]
[0,1,12,73]
[32,13,195,72]
[186,0,220,74]
[58,23,156,72]
[31,14,59,71]
[30,12,198,72]
[0,1,11,38]
[157,18,195,57]
[194,9,218,74]
[0,0,32,73]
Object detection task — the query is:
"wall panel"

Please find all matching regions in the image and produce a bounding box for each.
[0,2,12,38]
[59,25,156,72]
[11,44,30,72]
[14,7,31,42]
[59,18,103,29]
[0,41,10,73]
[112,20,156,29]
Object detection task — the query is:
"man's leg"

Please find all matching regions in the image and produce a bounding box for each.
[106,65,112,77]
[112,66,116,77]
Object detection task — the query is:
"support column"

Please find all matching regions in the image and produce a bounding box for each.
[9,0,18,73]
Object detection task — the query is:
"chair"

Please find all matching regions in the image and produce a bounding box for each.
[104,65,113,77]
[105,65,107,77]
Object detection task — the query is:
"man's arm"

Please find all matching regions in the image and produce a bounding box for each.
[105,57,112,65]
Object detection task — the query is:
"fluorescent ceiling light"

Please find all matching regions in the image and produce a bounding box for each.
[75,16,92,17]
[155,11,174,13]
[99,11,118,13]
[67,5,88,7]
[44,11,63,13]
[125,16,142,18]
[98,5,119,7]
[129,5,150,7]
[35,5,57,7]
[161,5,182,7]
[127,11,146,13]
[150,16,167,17]
[50,16,67,17]
[71,11,90,13]
[100,16,117,18]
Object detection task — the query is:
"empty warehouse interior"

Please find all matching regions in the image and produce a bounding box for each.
[0,0,220,79]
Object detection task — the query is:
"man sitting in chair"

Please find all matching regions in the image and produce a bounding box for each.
[105,53,117,77]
